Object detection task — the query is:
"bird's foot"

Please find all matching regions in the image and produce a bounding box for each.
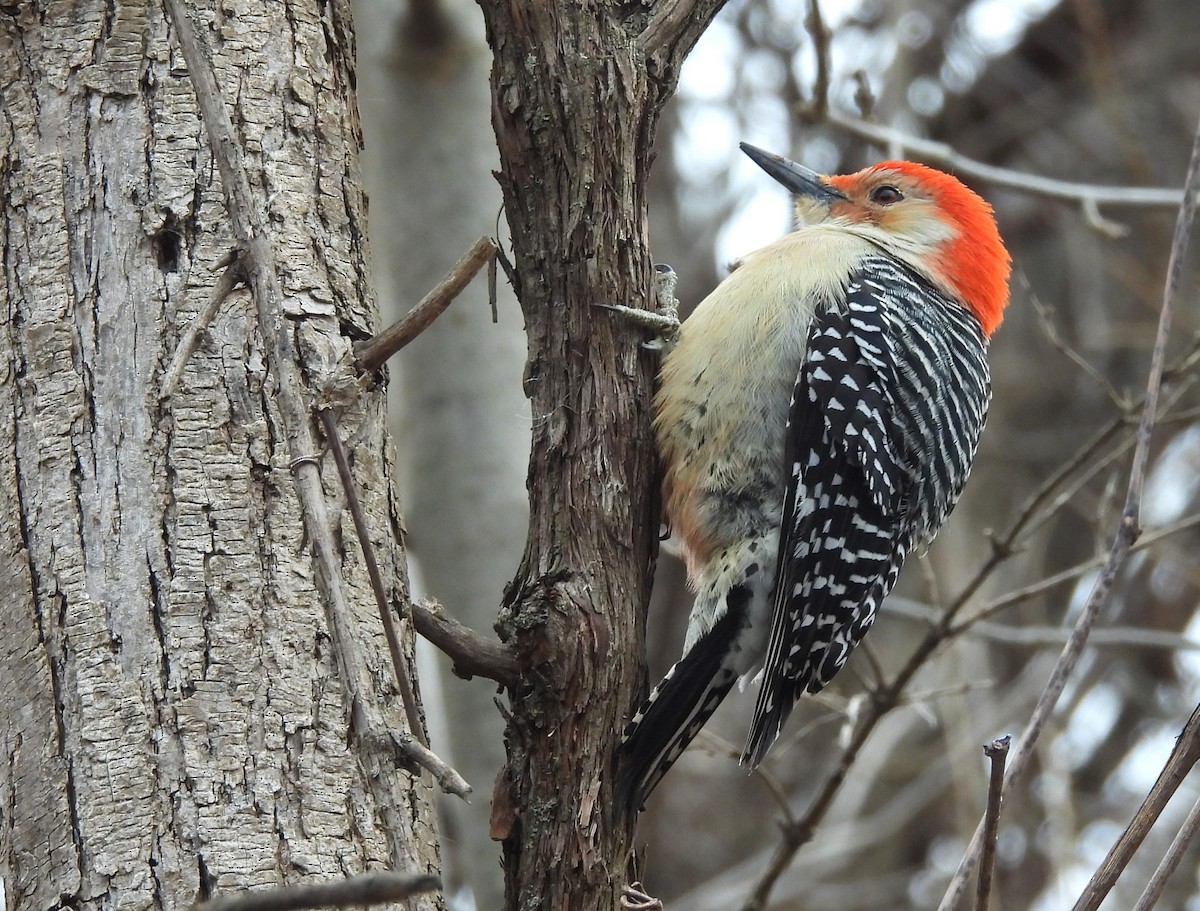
[595,263,681,351]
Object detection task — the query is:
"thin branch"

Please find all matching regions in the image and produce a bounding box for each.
[754,765,800,829]
[886,595,1200,652]
[997,375,1194,551]
[917,552,946,615]
[1072,703,1200,911]
[804,0,830,121]
[975,737,1010,911]
[855,639,887,691]
[1026,280,1126,409]
[695,730,800,827]
[824,110,1182,210]
[1080,196,1130,239]
[740,688,897,911]
[938,108,1200,911]
[825,109,1180,224]
[160,251,245,399]
[191,871,441,911]
[930,321,1198,640]
[851,70,875,119]
[958,512,1200,628]
[1121,119,1200,512]
[410,597,521,687]
[354,236,497,374]
[382,729,472,800]
[317,409,428,747]
[1131,785,1200,911]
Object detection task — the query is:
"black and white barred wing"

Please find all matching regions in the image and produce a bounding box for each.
[743,258,991,767]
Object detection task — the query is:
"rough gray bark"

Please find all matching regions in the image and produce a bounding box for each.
[0,3,438,909]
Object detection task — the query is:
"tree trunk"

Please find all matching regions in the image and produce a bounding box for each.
[474,3,725,908]
[0,2,438,908]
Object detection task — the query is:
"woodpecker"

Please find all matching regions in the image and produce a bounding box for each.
[617,143,1011,811]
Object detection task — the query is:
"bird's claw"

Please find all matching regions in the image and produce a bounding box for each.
[620,882,663,911]
[594,263,681,350]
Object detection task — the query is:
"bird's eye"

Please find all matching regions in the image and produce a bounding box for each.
[870,185,904,205]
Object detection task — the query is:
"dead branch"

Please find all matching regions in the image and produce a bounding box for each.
[410,597,521,686]
[975,737,1010,911]
[886,593,1200,652]
[160,251,246,399]
[191,871,441,911]
[1072,703,1200,911]
[355,236,497,373]
[380,730,472,801]
[1131,785,1200,911]
[823,110,1182,213]
[318,409,428,747]
[959,512,1200,627]
[804,0,830,121]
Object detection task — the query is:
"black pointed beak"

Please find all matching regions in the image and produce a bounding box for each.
[739,143,848,203]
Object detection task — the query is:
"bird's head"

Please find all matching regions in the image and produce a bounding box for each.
[740,143,1011,337]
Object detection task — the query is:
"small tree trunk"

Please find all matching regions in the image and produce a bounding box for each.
[475,3,725,908]
[0,2,438,908]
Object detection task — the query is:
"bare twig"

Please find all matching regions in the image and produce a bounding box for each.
[695,730,800,827]
[855,639,887,691]
[992,373,1195,551]
[753,764,800,829]
[886,594,1200,652]
[850,70,875,118]
[741,688,897,911]
[318,409,428,746]
[160,251,246,399]
[191,871,441,911]
[823,110,1182,212]
[804,0,830,120]
[355,236,497,373]
[410,597,520,686]
[1131,784,1200,911]
[1026,281,1126,408]
[938,109,1200,911]
[959,512,1200,627]
[1072,703,1200,911]
[975,737,1010,911]
[383,729,472,800]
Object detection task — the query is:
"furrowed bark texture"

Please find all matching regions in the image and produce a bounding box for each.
[0,3,438,908]
[475,3,724,909]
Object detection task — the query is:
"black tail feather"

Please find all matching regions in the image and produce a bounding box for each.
[617,587,751,813]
